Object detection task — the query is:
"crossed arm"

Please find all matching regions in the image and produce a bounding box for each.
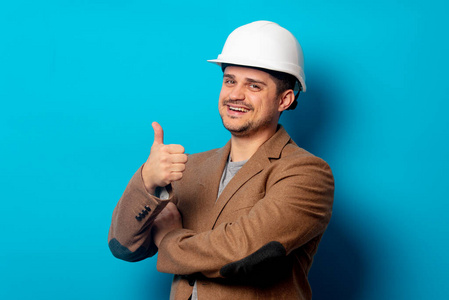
[155,157,334,278]
[109,155,334,281]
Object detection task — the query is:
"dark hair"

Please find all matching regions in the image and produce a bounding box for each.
[221,63,301,110]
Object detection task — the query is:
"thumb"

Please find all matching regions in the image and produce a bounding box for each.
[152,121,164,145]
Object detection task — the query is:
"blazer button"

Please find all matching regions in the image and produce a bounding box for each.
[188,278,195,286]
[135,216,142,221]
[145,206,151,212]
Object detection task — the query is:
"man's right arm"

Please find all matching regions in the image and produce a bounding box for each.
[108,122,187,262]
[108,166,172,262]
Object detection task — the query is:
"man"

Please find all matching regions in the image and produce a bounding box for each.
[108,21,334,299]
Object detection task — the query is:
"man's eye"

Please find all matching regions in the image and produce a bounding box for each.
[249,84,260,90]
[224,80,235,85]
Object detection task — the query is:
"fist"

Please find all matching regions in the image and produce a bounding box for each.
[152,202,182,247]
[142,122,188,193]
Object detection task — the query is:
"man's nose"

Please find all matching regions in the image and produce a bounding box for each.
[229,84,245,101]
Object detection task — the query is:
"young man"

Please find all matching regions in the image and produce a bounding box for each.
[108,21,334,300]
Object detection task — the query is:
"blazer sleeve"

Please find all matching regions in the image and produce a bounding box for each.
[156,155,334,278]
[108,165,173,262]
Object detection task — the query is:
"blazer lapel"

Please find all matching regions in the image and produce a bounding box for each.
[209,158,265,229]
[207,125,292,229]
[191,141,231,230]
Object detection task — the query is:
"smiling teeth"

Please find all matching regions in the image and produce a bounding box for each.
[229,106,249,112]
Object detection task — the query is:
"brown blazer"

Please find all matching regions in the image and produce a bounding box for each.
[108,126,334,299]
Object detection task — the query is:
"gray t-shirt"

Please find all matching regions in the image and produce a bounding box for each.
[217,157,248,199]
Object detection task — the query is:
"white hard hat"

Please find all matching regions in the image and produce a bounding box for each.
[208,21,306,92]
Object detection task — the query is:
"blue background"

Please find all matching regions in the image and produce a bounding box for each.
[1,1,448,299]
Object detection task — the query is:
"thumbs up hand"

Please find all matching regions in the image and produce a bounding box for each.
[142,122,188,194]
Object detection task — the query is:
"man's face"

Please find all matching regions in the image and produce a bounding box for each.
[218,65,281,137]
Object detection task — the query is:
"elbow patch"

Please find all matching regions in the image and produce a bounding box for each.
[219,241,292,286]
[108,238,156,262]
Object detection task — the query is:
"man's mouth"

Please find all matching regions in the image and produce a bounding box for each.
[223,100,252,114]
[228,106,250,113]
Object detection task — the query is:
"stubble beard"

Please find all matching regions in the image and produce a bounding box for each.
[220,110,275,138]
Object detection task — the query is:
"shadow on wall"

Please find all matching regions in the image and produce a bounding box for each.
[283,65,365,299]
[281,63,336,156]
[140,260,173,299]
[308,218,364,299]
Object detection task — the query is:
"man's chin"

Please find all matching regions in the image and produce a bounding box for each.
[222,122,251,137]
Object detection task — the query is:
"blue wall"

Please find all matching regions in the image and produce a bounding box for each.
[1,1,448,299]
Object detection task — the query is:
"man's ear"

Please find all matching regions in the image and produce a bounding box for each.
[278,89,295,112]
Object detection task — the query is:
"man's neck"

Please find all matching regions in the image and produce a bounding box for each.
[229,125,278,162]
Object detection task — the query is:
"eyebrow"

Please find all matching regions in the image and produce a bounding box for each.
[223,73,267,86]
